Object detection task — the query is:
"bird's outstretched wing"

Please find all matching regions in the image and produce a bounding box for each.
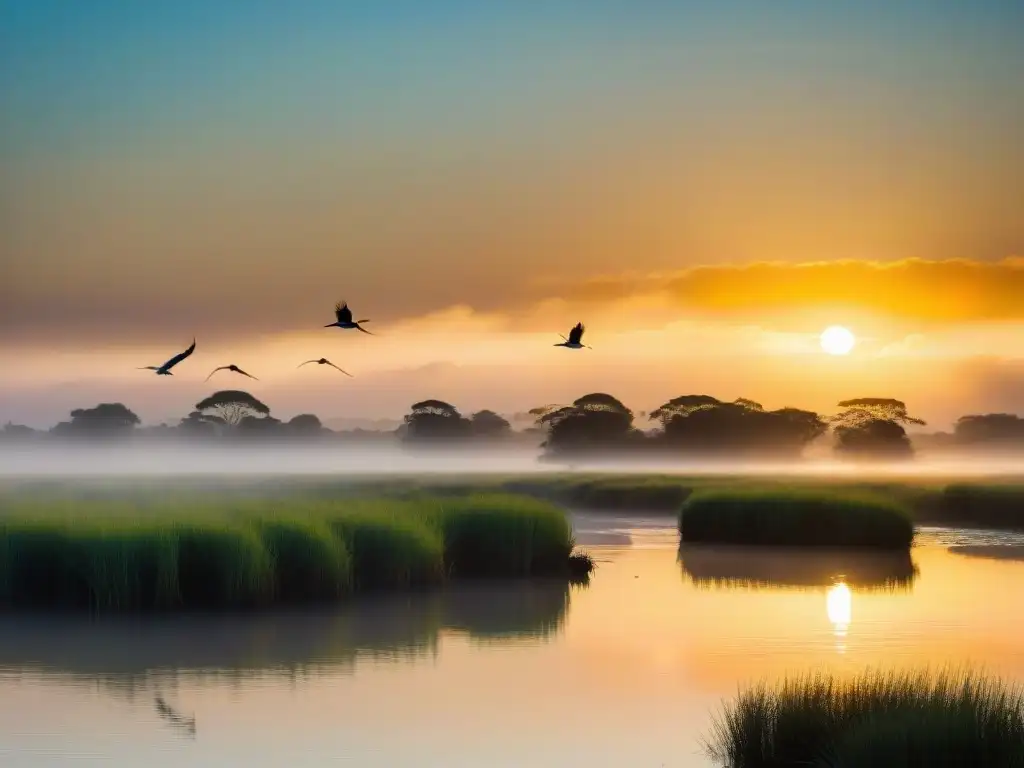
[335,302,352,324]
[233,366,258,380]
[204,366,229,382]
[323,359,353,376]
[298,359,319,368]
[161,339,196,371]
[568,323,584,345]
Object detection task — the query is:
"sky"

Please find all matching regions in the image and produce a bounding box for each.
[2,1,1023,429]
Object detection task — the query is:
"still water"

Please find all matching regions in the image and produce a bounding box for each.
[2,515,1024,767]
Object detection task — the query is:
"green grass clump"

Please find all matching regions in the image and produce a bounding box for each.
[933,484,1024,529]
[679,489,914,548]
[252,518,352,601]
[431,494,574,578]
[327,513,444,590]
[0,492,584,612]
[707,668,1024,768]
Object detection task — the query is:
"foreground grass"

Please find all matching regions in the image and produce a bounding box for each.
[679,490,915,548]
[708,668,1024,768]
[0,494,589,612]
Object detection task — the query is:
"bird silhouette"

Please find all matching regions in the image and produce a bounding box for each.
[138,339,196,375]
[205,364,258,382]
[324,301,373,334]
[554,323,591,349]
[298,358,353,376]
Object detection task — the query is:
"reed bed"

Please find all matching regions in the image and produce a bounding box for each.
[679,489,914,548]
[707,668,1024,768]
[0,493,587,612]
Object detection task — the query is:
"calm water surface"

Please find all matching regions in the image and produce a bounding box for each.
[2,514,1024,767]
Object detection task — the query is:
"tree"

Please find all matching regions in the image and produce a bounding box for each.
[537,393,638,455]
[287,414,324,437]
[953,414,1024,446]
[657,398,826,456]
[832,398,925,428]
[831,398,923,460]
[650,395,725,426]
[51,403,140,438]
[178,410,218,437]
[0,422,37,442]
[403,400,473,442]
[237,414,283,437]
[835,418,914,459]
[469,410,511,439]
[195,390,270,427]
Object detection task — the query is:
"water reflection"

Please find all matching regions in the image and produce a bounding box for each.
[0,580,574,690]
[153,694,196,739]
[678,545,918,592]
[826,582,852,653]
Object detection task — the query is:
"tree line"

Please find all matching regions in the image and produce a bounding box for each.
[5,389,1024,460]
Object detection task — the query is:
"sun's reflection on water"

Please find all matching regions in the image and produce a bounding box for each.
[826,581,852,653]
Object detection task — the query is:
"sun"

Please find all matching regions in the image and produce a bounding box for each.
[820,325,855,355]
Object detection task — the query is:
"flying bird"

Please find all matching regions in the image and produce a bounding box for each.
[325,301,373,334]
[138,339,196,375]
[205,364,258,382]
[554,323,591,349]
[298,358,353,376]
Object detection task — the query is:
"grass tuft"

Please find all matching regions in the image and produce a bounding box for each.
[0,492,581,612]
[707,668,1024,768]
[680,489,914,548]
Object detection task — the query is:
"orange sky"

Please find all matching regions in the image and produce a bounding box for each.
[2,4,1023,427]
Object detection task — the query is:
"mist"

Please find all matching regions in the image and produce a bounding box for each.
[3,441,1024,479]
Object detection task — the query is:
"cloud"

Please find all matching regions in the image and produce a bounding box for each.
[566,258,1024,327]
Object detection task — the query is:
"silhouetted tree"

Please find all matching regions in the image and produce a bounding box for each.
[833,398,925,428]
[195,390,270,426]
[953,414,1024,446]
[658,398,826,456]
[237,414,283,437]
[286,414,324,437]
[51,403,140,438]
[835,418,914,459]
[470,410,512,439]
[177,410,218,437]
[1,422,36,438]
[649,395,725,426]
[539,393,639,455]
[831,398,922,459]
[403,400,473,442]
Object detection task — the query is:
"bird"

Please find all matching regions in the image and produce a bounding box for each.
[324,301,373,334]
[298,358,353,376]
[554,322,591,349]
[138,339,196,375]
[205,364,258,382]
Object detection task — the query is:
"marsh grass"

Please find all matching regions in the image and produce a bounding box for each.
[708,668,1024,768]
[328,513,444,590]
[680,489,914,548]
[0,493,586,612]
[429,494,574,578]
[935,484,1024,529]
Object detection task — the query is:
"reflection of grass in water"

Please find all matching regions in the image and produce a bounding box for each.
[706,668,1024,768]
[0,580,573,690]
[678,545,918,593]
